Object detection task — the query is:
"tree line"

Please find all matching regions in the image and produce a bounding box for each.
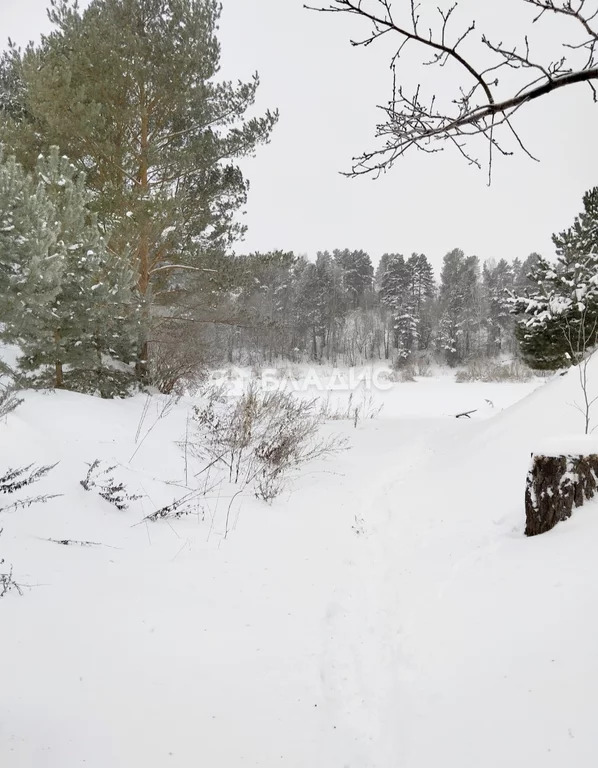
[205,184,598,374]
[204,247,541,369]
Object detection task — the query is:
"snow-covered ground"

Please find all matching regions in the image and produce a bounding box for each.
[1,364,598,767]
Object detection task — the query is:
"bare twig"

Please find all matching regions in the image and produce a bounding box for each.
[307,0,598,178]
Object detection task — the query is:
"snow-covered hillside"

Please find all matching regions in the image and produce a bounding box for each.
[1,364,597,767]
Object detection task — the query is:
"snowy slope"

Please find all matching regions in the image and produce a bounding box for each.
[1,366,597,767]
[357,361,598,767]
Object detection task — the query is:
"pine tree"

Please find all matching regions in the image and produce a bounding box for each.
[1,0,278,377]
[0,45,27,124]
[553,188,598,260]
[333,249,374,309]
[514,253,542,293]
[378,253,416,360]
[511,189,598,370]
[0,152,62,338]
[0,149,140,395]
[482,258,515,356]
[234,251,296,362]
[375,253,391,292]
[295,260,321,360]
[406,253,435,351]
[512,251,598,370]
[437,249,481,365]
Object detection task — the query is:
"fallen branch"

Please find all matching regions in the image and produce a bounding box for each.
[0,494,62,513]
[0,463,58,495]
[139,490,203,523]
[455,409,477,419]
[41,537,121,549]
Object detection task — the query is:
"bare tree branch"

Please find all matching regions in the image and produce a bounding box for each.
[306,0,598,178]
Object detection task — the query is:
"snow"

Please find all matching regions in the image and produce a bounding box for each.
[2,362,598,766]
[532,435,598,456]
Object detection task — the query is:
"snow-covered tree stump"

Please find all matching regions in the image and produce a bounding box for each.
[525,443,598,536]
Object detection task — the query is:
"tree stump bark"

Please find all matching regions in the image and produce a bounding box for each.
[525,453,598,536]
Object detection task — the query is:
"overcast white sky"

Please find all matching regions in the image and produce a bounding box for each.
[2,0,597,270]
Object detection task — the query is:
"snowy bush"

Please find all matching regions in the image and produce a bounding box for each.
[193,384,347,502]
[80,460,141,510]
[141,492,205,523]
[455,359,533,383]
[0,383,22,420]
[0,463,56,499]
[317,391,383,426]
[0,561,22,598]
[147,316,209,395]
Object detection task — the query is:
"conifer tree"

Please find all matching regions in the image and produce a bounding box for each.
[0,149,140,394]
[235,251,296,362]
[406,253,435,351]
[511,189,598,370]
[553,188,598,261]
[333,249,374,309]
[1,0,278,377]
[482,258,515,356]
[0,152,62,335]
[378,253,421,360]
[514,253,542,293]
[0,45,27,123]
[437,249,481,365]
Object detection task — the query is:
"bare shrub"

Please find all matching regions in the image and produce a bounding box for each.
[455,359,534,383]
[317,390,383,427]
[355,391,384,422]
[317,394,352,421]
[193,384,347,502]
[81,460,141,510]
[414,357,433,377]
[0,564,23,598]
[0,463,57,497]
[563,313,598,434]
[148,316,209,395]
[0,526,22,599]
[398,365,416,382]
[130,393,181,462]
[0,463,59,514]
[0,384,22,420]
[141,490,205,523]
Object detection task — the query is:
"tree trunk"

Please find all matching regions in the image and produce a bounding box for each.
[525,452,598,536]
[54,330,64,388]
[135,86,151,382]
[55,361,64,389]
